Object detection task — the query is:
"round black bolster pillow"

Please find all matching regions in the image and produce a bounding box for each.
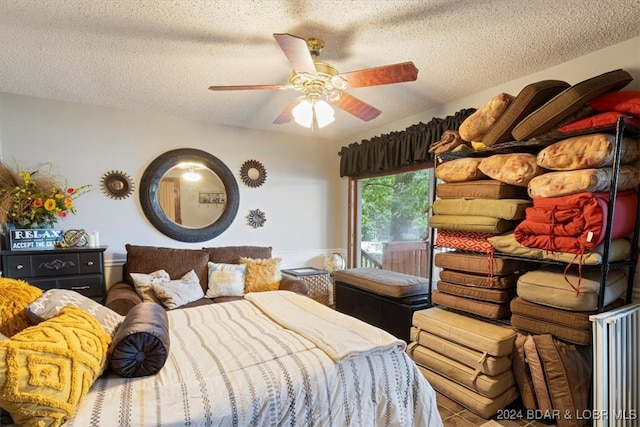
[109,302,170,378]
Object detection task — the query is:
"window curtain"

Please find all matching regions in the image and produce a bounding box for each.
[338,108,476,177]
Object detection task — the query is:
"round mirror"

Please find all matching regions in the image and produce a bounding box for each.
[140,148,239,242]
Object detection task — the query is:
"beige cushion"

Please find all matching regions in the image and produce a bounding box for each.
[334,267,428,298]
[419,366,519,419]
[239,257,282,293]
[482,80,570,146]
[434,157,486,183]
[439,269,519,289]
[410,328,512,376]
[512,333,538,410]
[434,251,531,276]
[412,307,516,357]
[205,262,247,298]
[459,93,514,142]
[431,290,511,320]
[527,165,640,198]
[410,345,514,398]
[430,214,514,233]
[512,69,633,140]
[522,335,554,413]
[436,281,516,303]
[478,153,546,187]
[25,289,124,337]
[488,233,632,264]
[432,198,531,220]
[536,133,640,170]
[436,179,530,199]
[516,267,627,311]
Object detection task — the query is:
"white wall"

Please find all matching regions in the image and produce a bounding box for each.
[0,95,346,286]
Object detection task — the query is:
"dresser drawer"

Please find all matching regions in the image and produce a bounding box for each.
[59,275,104,298]
[28,275,104,299]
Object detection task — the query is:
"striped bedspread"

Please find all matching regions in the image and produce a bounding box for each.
[64,293,442,426]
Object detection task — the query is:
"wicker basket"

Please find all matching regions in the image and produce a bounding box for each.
[282,268,332,306]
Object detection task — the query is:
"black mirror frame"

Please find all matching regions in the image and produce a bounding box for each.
[139,148,239,242]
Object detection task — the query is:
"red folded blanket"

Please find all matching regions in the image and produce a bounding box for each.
[514,190,637,254]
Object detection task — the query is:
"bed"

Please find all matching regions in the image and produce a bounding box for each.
[4,291,441,427]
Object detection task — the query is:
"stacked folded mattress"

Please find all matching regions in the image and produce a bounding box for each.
[432,251,531,319]
[408,307,519,419]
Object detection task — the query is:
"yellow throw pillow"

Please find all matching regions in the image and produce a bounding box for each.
[0,278,43,337]
[239,257,282,293]
[0,306,111,427]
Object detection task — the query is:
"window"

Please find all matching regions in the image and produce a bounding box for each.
[347,164,434,278]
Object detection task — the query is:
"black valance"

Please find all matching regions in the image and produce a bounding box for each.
[338,108,476,177]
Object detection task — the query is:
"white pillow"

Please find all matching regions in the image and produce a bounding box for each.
[130,269,171,303]
[150,270,204,309]
[205,262,247,298]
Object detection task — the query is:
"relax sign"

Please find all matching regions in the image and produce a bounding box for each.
[9,229,63,250]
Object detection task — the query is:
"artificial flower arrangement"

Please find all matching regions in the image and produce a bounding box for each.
[0,161,91,229]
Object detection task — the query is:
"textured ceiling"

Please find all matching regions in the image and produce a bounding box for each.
[1,0,639,141]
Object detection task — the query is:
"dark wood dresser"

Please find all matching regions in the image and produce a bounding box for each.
[0,246,107,303]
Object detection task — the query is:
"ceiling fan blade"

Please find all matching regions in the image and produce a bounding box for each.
[330,91,381,122]
[273,98,303,124]
[273,33,317,75]
[340,62,418,88]
[208,84,289,91]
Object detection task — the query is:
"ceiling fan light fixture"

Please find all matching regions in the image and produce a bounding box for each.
[292,100,314,128]
[314,100,335,128]
[292,98,335,129]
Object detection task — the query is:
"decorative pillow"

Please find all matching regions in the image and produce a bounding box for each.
[536,133,640,170]
[205,262,247,298]
[25,289,124,337]
[558,111,625,133]
[125,244,210,292]
[109,302,170,378]
[130,269,171,303]
[150,270,204,309]
[512,69,633,140]
[434,157,487,183]
[0,278,43,337]
[239,257,282,293]
[0,306,111,427]
[478,153,546,187]
[588,90,640,115]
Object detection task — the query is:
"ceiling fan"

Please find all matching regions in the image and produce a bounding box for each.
[208,33,419,129]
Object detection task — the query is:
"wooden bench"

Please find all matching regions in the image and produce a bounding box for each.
[334,268,429,342]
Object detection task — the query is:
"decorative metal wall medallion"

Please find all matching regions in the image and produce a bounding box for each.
[101,170,134,199]
[247,209,266,228]
[239,160,267,188]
